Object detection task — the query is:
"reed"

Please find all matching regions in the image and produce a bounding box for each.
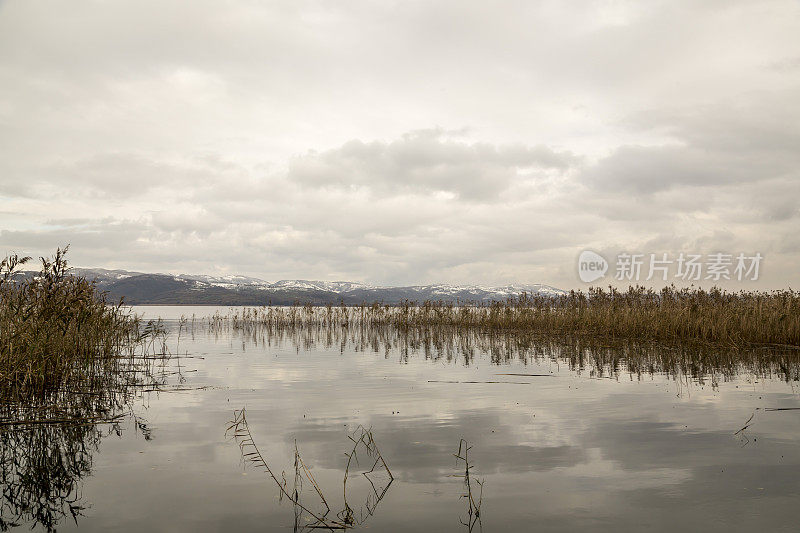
[0,247,161,397]
[227,408,393,531]
[454,439,483,532]
[205,285,800,347]
[203,317,800,385]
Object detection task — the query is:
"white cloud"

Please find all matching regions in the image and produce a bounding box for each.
[0,0,798,289]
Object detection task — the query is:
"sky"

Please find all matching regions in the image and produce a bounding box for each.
[0,0,798,289]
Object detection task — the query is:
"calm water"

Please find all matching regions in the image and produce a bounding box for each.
[4,305,800,532]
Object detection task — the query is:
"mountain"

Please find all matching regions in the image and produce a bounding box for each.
[33,267,565,305]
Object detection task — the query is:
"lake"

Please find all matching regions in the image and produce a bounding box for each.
[3,305,800,532]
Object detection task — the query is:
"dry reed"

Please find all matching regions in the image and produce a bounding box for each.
[0,247,163,397]
[227,408,393,531]
[203,285,800,347]
[202,316,800,384]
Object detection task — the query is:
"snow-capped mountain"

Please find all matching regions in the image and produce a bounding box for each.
[404,283,564,298]
[176,273,272,289]
[166,276,560,297]
[53,267,565,304]
[266,280,379,293]
[70,267,138,283]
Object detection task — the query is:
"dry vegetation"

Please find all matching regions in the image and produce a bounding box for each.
[0,250,182,531]
[206,285,800,348]
[228,408,393,531]
[0,248,162,397]
[204,316,800,384]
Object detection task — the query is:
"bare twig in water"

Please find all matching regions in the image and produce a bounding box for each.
[454,439,483,532]
[0,413,126,427]
[141,385,216,393]
[494,373,555,377]
[733,406,800,447]
[226,408,393,531]
[338,426,394,527]
[734,412,756,435]
[226,408,336,529]
[428,380,532,385]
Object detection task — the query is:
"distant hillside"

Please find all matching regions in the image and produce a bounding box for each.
[27,267,565,305]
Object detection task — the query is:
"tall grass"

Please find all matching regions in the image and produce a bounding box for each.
[207,285,800,347]
[0,248,159,397]
[0,248,179,531]
[204,316,800,384]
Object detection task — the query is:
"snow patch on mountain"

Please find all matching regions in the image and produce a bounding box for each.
[267,280,379,293]
[66,267,566,300]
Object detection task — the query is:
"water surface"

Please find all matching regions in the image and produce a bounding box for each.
[3,305,800,532]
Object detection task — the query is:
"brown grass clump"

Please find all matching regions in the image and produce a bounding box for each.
[206,286,800,347]
[204,317,800,384]
[393,286,800,347]
[0,247,159,397]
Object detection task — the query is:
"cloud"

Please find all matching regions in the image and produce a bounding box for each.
[0,153,246,200]
[581,89,800,194]
[284,409,587,483]
[0,1,798,288]
[288,129,577,200]
[582,145,728,193]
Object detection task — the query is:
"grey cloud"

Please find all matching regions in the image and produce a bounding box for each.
[288,130,578,199]
[767,56,800,72]
[581,89,800,195]
[580,142,796,195]
[626,93,800,159]
[0,220,144,258]
[582,145,733,194]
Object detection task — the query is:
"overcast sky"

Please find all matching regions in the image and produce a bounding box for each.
[1,0,798,289]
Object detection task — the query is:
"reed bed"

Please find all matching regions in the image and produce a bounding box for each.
[0,248,163,398]
[204,285,800,347]
[202,315,800,384]
[0,249,183,531]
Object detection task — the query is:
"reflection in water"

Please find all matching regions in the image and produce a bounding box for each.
[0,377,132,531]
[2,311,800,532]
[210,320,800,384]
[339,426,393,528]
[0,351,186,532]
[228,408,393,531]
[0,419,97,531]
